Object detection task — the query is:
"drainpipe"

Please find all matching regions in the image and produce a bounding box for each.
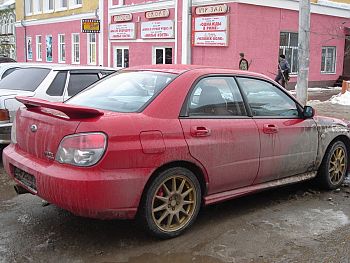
[22,0,27,62]
[181,0,192,64]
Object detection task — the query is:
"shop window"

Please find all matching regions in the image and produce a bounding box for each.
[279,32,298,74]
[114,47,129,68]
[154,47,172,64]
[36,35,42,61]
[72,33,80,64]
[44,0,54,12]
[58,34,66,63]
[321,47,336,74]
[25,0,33,15]
[26,37,33,60]
[33,0,43,14]
[88,33,97,65]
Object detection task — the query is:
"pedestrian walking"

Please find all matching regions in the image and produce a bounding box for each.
[239,53,250,70]
[275,54,290,88]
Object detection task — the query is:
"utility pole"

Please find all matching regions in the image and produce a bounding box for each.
[296,0,311,105]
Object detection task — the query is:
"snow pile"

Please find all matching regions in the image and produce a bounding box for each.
[317,0,350,9]
[329,91,350,106]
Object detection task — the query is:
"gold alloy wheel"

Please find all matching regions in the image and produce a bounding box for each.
[151,175,197,232]
[329,147,346,185]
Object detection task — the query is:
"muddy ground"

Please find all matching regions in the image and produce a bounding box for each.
[1,96,350,263]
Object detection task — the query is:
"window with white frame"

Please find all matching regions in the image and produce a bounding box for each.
[33,0,43,14]
[87,33,96,65]
[58,34,66,63]
[153,47,172,64]
[72,33,80,64]
[56,0,68,10]
[25,0,33,15]
[114,47,129,68]
[69,0,82,8]
[44,0,54,12]
[8,15,14,35]
[321,47,336,74]
[2,15,7,35]
[279,32,298,74]
[36,35,42,61]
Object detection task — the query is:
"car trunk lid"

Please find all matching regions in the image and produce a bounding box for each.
[15,97,104,160]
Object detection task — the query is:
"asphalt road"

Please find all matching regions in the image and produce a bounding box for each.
[1,90,350,263]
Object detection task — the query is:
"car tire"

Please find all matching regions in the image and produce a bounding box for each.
[139,167,201,239]
[317,140,348,190]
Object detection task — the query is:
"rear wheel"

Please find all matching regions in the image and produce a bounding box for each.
[140,167,201,239]
[318,140,348,190]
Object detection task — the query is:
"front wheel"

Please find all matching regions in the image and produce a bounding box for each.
[140,167,201,239]
[317,140,348,190]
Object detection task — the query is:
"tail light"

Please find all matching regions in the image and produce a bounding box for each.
[56,133,107,167]
[0,109,9,121]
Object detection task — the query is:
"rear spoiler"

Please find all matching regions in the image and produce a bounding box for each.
[16,96,104,119]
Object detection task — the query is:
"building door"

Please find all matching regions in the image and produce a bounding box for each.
[114,47,129,68]
[343,36,350,77]
[153,47,172,64]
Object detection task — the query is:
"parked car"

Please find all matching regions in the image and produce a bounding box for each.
[3,65,349,239]
[0,64,117,143]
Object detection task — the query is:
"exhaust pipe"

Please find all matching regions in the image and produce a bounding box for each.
[14,185,30,195]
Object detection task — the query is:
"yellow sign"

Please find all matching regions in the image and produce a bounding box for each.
[82,19,100,33]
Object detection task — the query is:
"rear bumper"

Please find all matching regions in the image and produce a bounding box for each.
[3,144,152,219]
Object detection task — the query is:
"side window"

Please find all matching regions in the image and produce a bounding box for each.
[2,67,18,79]
[46,71,67,96]
[188,77,247,117]
[67,73,99,96]
[236,77,299,117]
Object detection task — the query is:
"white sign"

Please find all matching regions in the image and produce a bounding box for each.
[194,16,227,31]
[112,14,132,23]
[195,4,228,15]
[194,31,228,46]
[145,9,170,19]
[109,23,136,40]
[141,20,174,39]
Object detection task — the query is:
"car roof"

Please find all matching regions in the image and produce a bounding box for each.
[125,64,273,81]
[0,62,118,71]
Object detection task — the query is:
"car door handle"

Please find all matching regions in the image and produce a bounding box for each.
[263,124,279,134]
[190,126,211,137]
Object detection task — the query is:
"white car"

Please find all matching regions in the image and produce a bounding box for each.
[0,64,117,143]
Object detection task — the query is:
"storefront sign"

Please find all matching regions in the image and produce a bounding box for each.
[141,20,174,39]
[82,19,100,33]
[112,14,133,23]
[193,16,229,46]
[109,23,136,39]
[194,31,228,46]
[145,9,170,19]
[194,16,227,31]
[195,4,228,15]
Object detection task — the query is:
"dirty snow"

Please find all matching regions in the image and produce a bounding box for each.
[329,91,350,106]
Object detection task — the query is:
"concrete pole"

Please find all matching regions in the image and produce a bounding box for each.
[296,0,311,105]
[181,0,192,64]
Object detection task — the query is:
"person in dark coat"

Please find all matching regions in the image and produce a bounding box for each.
[275,54,290,88]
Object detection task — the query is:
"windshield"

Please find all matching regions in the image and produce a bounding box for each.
[67,71,177,112]
[0,67,50,91]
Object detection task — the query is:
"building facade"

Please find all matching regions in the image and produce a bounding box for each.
[107,0,350,87]
[0,0,16,59]
[15,0,350,87]
[16,0,103,65]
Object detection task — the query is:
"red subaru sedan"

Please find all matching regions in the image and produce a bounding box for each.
[3,65,350,238]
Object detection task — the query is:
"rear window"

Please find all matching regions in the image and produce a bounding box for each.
[67,71,176,112]
[0,67,50,91]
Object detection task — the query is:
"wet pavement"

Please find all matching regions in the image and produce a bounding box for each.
[1,90,350,263]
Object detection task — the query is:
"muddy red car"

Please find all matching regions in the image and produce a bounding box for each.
[3,65,350,238]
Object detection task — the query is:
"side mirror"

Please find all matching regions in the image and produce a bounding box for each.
[303,106,315,118]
